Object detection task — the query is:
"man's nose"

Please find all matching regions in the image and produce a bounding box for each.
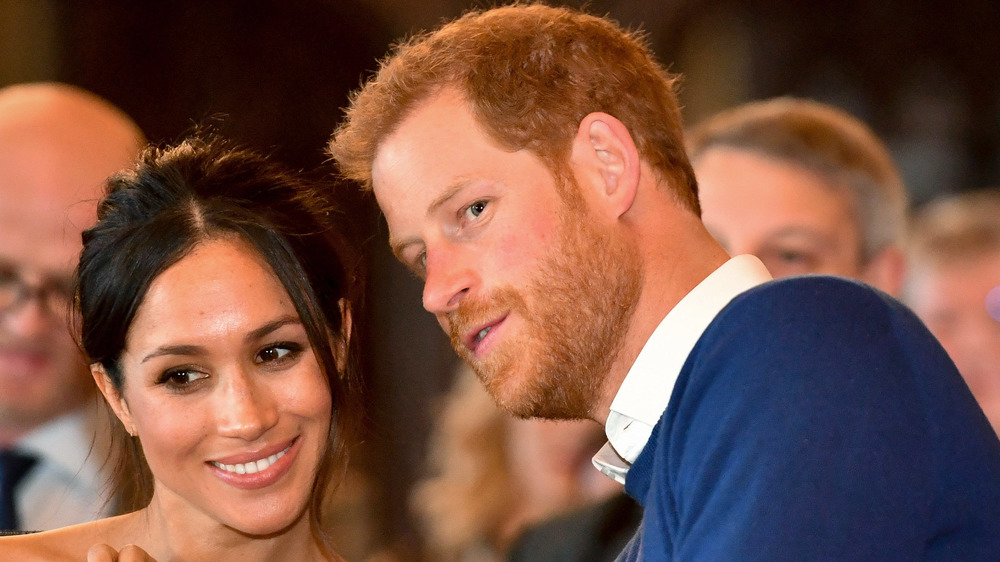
[421,242,478,318]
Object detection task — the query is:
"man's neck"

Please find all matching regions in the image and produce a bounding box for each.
[591,214,731,425]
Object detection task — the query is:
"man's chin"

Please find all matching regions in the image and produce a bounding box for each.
[0,368,93,421]
[471,366,535,418]
[481,370,585,420]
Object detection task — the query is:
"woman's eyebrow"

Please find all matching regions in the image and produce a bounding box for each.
[139,316,303,364]
[141,344,204,364]
[245,315,303,343]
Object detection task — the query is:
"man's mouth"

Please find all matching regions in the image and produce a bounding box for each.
[462,315,507,354]
[476,326,492,342]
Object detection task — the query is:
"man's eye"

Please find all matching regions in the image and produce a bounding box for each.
[52,277,76,301]
[777,250,807,263]
[0,267,17,285]
[465,201,487,218]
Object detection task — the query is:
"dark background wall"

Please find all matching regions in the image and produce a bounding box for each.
[3,0,998,556]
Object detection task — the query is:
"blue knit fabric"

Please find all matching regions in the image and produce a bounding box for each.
[618,276,1000,561]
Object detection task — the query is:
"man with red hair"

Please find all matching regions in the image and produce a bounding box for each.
[331,4,1000,559]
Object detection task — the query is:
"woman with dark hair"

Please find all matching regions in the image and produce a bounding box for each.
[0,134,365,561]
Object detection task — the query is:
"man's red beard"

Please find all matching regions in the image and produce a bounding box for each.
[447,201,642,420]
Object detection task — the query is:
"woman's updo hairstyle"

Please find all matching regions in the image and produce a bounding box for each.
[75,133,365,533]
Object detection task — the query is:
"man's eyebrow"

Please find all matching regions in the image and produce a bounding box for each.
[768,227,832,245]
[0,258,74,287]
[427,179,471,216]
[389,179,471,260]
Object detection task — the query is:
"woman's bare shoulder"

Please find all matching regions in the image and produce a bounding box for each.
[0,514,138,561]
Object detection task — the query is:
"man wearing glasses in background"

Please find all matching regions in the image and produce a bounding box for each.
[0,83,143,531]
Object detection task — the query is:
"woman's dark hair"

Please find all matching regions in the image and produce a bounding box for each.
[75,133,365,542]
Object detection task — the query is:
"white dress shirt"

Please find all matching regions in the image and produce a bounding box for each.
[593,255,772,483]
[16,399,115,530]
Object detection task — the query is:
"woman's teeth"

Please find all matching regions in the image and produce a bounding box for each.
[213,446,289,474]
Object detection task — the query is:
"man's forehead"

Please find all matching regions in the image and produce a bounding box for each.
[0,167,99,228]
[0,189,92,271]
[0,234,83,276]
[371,95,461,210]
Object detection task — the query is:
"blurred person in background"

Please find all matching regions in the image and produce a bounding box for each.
[412,365,620,562]
[0,82,143,531]
[905,188,1000,435]
[688,96,908,296]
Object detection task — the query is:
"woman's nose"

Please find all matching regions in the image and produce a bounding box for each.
[215,369,279,441]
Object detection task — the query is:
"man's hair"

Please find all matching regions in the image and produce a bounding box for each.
[907,188,1000,269]
[687,97,907,261]
[330,2,699,213]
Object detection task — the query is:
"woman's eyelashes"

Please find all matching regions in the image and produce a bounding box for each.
[152,341,307,391]
[156,367,209,391]
[254,341,304,366]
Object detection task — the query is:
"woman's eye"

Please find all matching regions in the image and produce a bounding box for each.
[157,369,208,388]
[255,343,301,364]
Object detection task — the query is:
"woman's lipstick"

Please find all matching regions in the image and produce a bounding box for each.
[207,437,299,490]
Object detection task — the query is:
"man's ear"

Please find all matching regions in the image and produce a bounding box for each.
[570,112,640,218]
[333,299,353,374]
[861,244,907,297]
[91,363,135,436]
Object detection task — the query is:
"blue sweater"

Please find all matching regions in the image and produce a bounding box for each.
[619,276,1000,561]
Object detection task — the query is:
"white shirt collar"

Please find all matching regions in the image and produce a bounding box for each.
[17,401,106,492]
[593,255,772,483]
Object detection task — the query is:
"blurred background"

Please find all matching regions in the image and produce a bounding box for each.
[3,0,998,556]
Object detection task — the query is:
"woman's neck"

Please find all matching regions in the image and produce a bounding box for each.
[130,494,333,561]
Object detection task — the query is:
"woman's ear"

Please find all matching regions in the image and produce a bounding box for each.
[91,363,136,436]
[333,299,353,373]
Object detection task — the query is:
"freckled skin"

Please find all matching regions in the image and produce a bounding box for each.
[109,238,332,554]
[0,238,339,561]
[372,89,641,419]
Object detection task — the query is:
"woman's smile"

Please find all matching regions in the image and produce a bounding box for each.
[113,239,333,535]
[208,437,300,490]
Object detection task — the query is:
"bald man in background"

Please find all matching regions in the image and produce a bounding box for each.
[0,83,144,531]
